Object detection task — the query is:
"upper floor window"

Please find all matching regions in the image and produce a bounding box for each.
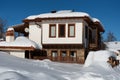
[68,24,75,37]
[59,24,65,37]
[49,24,56,37]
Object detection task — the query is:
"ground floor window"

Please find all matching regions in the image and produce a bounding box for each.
[70,51,76,57]
[49,50,78,62]
[61,51,67,61]
[51,51,58,61]
[61,51,67,57]
[70,51,77,62]
[52,51,58,57]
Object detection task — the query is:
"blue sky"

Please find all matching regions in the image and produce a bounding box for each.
[0,0,120,40]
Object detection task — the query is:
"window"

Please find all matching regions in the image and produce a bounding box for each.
[52,51,58,57]
[49,24,56,37]
[59,24,65,37]
[70,51,77,62]
[70,51,76,57]
[68,24,75,37]
[61,51,67,57]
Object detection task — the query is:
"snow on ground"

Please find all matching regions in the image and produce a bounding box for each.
[0,50,120,80]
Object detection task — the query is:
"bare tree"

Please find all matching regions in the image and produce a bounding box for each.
[105,31,117,42]
[0,17,6,39]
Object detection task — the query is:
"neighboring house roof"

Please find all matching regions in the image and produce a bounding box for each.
[104,41,120,54]
[9,23,29,34]
[23,10,104,32]
[0,36,41,51]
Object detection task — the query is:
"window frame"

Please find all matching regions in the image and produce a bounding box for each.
[58,24,66,37]
[49,24,56,38]
[68,24,75,37]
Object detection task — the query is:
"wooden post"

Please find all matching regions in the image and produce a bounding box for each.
[29,51,31,59]
[67,50,70,62]
[58,50,61,62]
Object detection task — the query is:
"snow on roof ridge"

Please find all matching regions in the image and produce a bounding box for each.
[56,10,73,13]
[7,27,14,31]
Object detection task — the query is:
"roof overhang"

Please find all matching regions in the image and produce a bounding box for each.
[94,21,105,32]
[23,16,104,32]
[11,23,29,34]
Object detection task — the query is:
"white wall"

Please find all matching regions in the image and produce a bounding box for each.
[10,51,25,58]
[29,22,42,48]
[42,19,84,44]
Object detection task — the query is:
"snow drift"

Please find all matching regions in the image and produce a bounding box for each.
[0,50,120,80]
[84,50,117,67]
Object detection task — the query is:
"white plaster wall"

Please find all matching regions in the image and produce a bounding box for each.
[6,36,14,42]
[42,19,84,44]
[10,51,25,58]
[29,22,42,48]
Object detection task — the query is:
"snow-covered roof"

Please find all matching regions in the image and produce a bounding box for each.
[0,36,41,50]
[7,27,14,31]
[24,10,104,32]
[26,10,90,19]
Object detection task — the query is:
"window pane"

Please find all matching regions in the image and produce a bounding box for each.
[51,26,55,36]
[69,26,75,37]
[59,24,65,37]
[50,25,56,37]
[61,51,66,57]
[68,24,75,37]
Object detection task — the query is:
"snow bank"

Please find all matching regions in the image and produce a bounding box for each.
[105,41,120,51]
[84,50,117,67]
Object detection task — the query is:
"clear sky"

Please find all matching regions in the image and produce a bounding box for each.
[0,0,120,40]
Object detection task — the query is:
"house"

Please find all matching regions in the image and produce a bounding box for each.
[0,10,104,63]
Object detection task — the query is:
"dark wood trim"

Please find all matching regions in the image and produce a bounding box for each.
[82,22,85,47]
[68,24,75,37]
[0,46,35,51]
[49,24,56,38]
[58,24,66,37]
[43,44,83,49]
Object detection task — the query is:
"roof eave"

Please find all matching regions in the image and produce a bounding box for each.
[0,46,35,51]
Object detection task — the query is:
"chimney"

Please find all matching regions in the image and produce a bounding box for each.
[51,10,57,13]
[6,28,15,42]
